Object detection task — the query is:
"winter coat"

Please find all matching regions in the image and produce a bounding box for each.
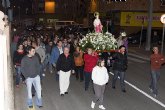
[112,52,128,72]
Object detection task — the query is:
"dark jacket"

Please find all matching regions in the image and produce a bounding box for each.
[56,53,74,72]
[112,52,128,72]
[45,44,53,54]
[13,50,25,66]
[21,55,41,79]
[23,45,30,55]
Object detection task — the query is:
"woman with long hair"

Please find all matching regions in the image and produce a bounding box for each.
[13,43,26,87]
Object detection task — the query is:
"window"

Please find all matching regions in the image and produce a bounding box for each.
[161,0,165,6]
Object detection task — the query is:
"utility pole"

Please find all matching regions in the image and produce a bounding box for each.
[145,0,153,51]
[161,23,165,54]
[160,15,165,54]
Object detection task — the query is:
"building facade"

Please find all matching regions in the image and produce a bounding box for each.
[32,0,91,24]
[98,0,165,13]
[95,0,165,34]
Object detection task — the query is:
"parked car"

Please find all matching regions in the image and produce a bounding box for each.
[55,21,78,30]
[128,29,163,44]
[57,25,81,36]
[57,25,94,37]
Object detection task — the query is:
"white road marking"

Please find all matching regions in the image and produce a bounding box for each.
[110,72,165,108]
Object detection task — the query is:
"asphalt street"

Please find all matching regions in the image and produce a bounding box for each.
[14,54,165,110]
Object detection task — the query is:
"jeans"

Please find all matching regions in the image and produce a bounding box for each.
[15,66,25,85]
[112,70,125,90]
[15,66,21,85]
[40,64,44,79]
[75,66,84,81]
[43,54,52,72]
[26,75,42,107]
[84,71,92,90]
[56,70,59,81]
[150,70,160,95]
[53,66,59,81]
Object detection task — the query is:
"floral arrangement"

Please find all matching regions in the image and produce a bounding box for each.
[79,32,118,52]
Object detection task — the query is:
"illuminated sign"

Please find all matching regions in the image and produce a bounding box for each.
[120,12,164,27]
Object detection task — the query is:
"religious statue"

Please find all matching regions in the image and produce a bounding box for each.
[4,15,9,26]
[93,12,103,33]
[0,11,5,34]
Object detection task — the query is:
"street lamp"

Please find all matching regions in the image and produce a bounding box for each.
[160,14,165,54]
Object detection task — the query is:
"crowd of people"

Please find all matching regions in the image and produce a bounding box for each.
[11,30,165,109]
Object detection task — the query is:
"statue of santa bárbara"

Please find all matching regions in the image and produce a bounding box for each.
[79,12,117,52]
[93,12,103,33]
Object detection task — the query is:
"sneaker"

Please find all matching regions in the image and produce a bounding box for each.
[122,89,126,93]
[32,94,35,97]
[65,92,68,94]
[149,88,153,93]
[153,94,157,98]
[91,101,95,109]
[29,106,33,108]
[42,73,46,77]
[60,94,64,96]
[50,71,53,74]
[99,105,106,110]
[43,69,46,72]
[38,106,43,108]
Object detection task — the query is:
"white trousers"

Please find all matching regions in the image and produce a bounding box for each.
[59,70,71,94]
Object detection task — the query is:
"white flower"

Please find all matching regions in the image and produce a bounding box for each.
[79,32,117,51]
